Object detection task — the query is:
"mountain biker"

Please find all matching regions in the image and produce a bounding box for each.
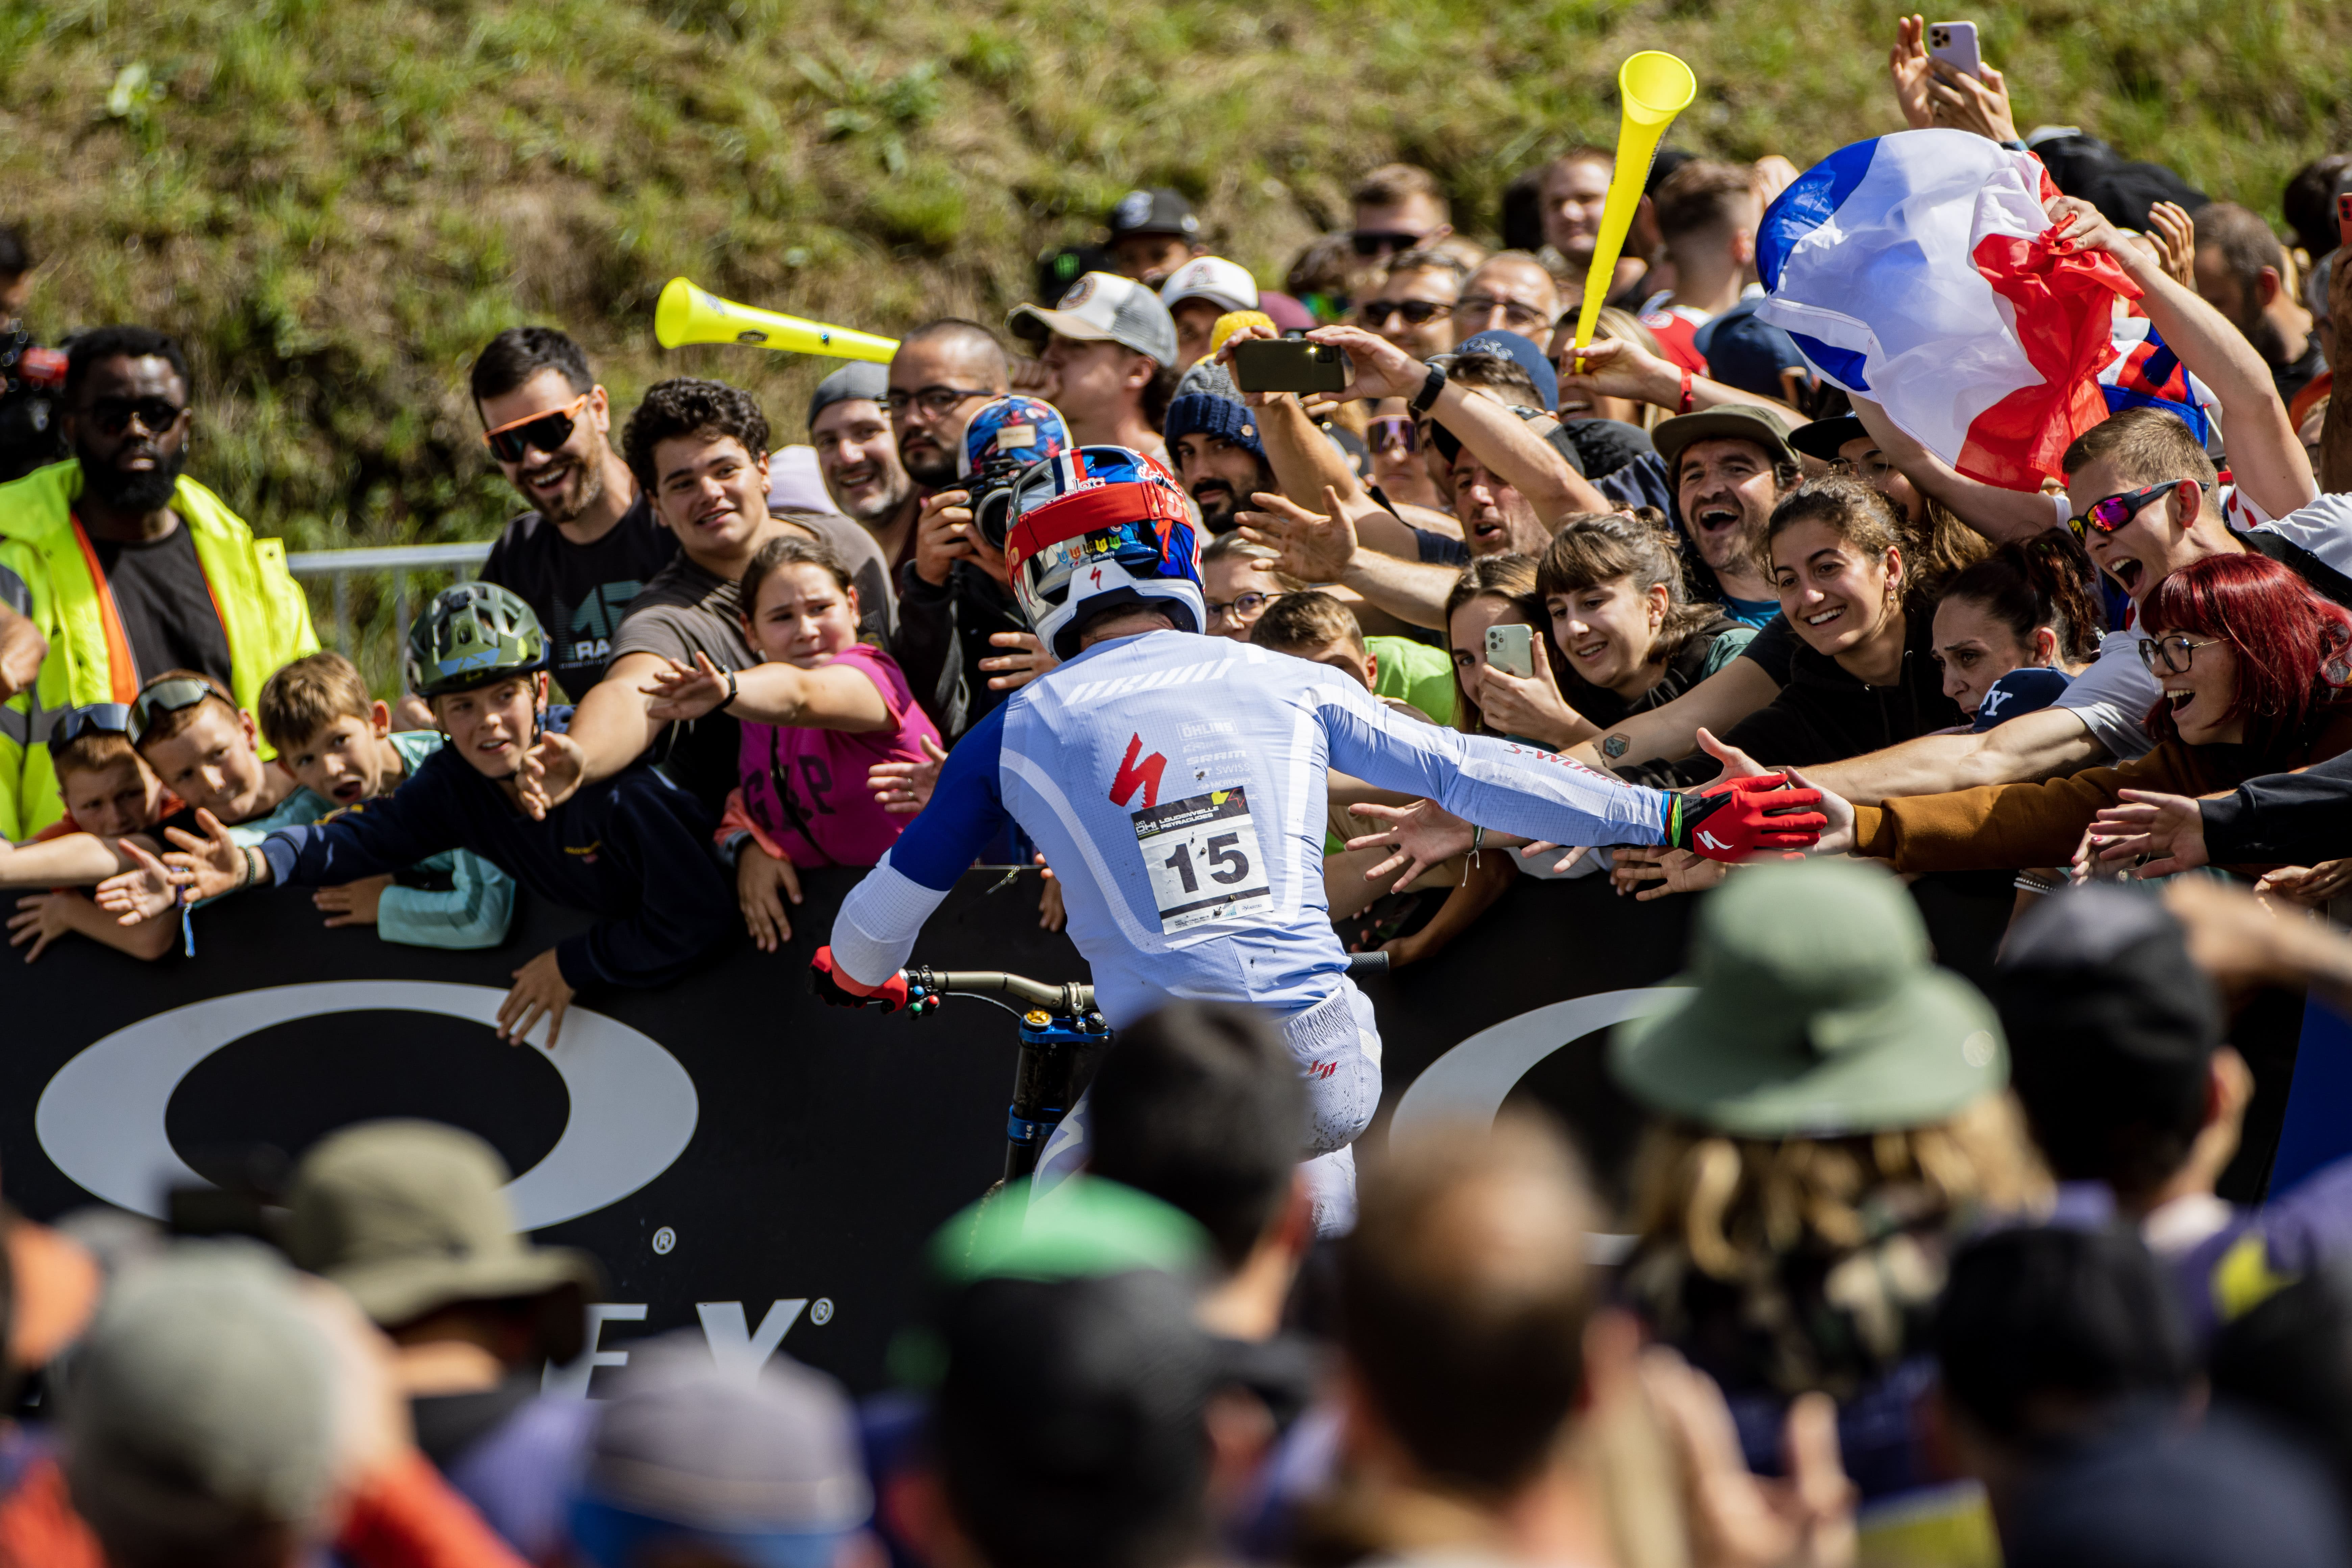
[810,445,1823,1228]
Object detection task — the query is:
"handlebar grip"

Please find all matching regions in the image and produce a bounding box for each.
[1347,950,1390,976]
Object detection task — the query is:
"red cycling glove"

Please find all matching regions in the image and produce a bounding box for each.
[810,945,911,1012]
[1668,774,1828,862]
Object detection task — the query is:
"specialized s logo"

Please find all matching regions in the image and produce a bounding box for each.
[1109,732,1167,809]
[1697,829,1730,852]
[1089,566,1104,588]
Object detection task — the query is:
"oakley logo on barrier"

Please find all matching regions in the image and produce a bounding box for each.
[35,981,700,1229]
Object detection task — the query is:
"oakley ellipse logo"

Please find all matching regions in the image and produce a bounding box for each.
[35,982,699,1229]
[1390,986,1690,1134]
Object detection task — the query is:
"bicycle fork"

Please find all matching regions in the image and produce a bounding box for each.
[1004,1007,1111,1183]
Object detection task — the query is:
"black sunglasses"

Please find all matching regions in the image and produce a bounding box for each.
[1351,230,1423,258]
[1360,299,1453,329]
[128,677,220,744]
[47,703,132,755]
[85,395,186,437]
[482,393,591,464]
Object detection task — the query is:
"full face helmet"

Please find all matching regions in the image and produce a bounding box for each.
[1002,446,1205,659]
[960,395,1072,553]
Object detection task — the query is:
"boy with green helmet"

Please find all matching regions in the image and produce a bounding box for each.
[406,583,549,700]
[108,583,736,1046]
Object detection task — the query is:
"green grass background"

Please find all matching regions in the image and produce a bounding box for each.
[3,0,2347,674]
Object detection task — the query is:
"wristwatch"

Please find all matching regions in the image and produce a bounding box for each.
[1408,364,1447,416]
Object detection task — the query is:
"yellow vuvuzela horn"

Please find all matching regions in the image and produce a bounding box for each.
[653,277,901,363]
[1569,51,1698,369]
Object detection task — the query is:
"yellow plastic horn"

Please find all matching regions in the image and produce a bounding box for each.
[1568,51,1699,369]
[653,277,901,364]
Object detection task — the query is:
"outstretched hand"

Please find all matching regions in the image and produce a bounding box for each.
[1236,485,1358,584]
[870,734,949,816]
[642,652,734,723]
[153,809,249,904]
[1345,798,1477,893]
[2088,788,2209,878]
[516,731,588,821]
[95,840,182,925]
[1554,335,1680,409]
[980,630,1055,693]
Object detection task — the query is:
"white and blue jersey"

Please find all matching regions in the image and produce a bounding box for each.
[834,630,1676,1029]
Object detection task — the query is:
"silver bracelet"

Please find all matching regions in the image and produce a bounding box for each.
[2014,871,2060,895]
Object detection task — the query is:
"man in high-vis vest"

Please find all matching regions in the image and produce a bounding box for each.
[0,326,316,840]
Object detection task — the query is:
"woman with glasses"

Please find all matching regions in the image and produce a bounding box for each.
[1364,397,1446,512]
[1805,553,2352,875]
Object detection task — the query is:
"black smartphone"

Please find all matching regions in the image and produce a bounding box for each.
[1229,338,1350,395]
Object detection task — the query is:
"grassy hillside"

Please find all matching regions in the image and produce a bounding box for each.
[2,0,2348,646]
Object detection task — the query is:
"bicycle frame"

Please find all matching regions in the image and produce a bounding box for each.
[893,951,1387,1189]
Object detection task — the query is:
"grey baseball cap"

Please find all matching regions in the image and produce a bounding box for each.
[1007,271,1180,368]
[806,362,889,432]
[62,1243,339,1560]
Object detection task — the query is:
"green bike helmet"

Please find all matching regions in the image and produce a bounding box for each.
[406,583,547,699]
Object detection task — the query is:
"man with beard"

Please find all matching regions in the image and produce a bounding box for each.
[0,326,316,838]
[807,361,916,569]
[1165,358,1270,535]
[2194,202,2325,406]
[887,319,1023,739]
[1651,406,1797,627]
[473,327,677,703]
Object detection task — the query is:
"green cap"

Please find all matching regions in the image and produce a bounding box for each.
[1610,859,2005,1137]
[927,1174,1208,1289]
[893,1176,1208,1388]
[405,582,546,699]
[280,1120,602,1339]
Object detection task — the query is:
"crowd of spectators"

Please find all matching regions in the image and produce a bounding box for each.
[12,10,2352,1566]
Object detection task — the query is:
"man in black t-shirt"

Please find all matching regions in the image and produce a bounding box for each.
[472,327,678,702]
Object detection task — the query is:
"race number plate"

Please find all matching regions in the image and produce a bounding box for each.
[1133,786,1274,933]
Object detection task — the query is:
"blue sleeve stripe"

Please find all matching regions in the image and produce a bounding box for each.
[886,702,1010,890]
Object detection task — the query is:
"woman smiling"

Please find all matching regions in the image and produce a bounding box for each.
[1468,514,1756,748]
[1638,476,1971,784]
[1811,553,2352,874]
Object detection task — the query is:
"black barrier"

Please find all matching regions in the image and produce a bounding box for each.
[0,864,2020,1393]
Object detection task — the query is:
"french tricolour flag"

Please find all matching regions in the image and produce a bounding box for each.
[1756,130,2194,489]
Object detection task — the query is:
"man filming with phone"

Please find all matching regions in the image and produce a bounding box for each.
[810,444,1826,1230]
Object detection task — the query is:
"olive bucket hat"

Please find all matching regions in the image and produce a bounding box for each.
[1610,858,2005,1137]
[281,1120,602,1352]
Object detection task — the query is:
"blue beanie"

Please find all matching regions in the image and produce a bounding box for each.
[1163,360,1264,459]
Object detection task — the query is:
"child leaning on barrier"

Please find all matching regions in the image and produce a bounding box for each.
[4,705,177,961]
[0,671,326,949]
[252,651,514,949]
[637,533,941,952]
[102,585,735,1047]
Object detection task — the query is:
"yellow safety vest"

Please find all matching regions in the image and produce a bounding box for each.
[0,459,317,840]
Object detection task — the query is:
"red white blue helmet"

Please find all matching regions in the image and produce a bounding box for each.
[1003,445,1204,658]
[959,395,1071,552]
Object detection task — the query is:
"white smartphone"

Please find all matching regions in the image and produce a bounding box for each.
[1927,20,1983,79]
[1485,623,1536,679]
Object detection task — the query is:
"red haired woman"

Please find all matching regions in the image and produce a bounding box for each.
[1806,553,2352,873]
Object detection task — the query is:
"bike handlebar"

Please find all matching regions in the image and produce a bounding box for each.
[903,950,1387,1018]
